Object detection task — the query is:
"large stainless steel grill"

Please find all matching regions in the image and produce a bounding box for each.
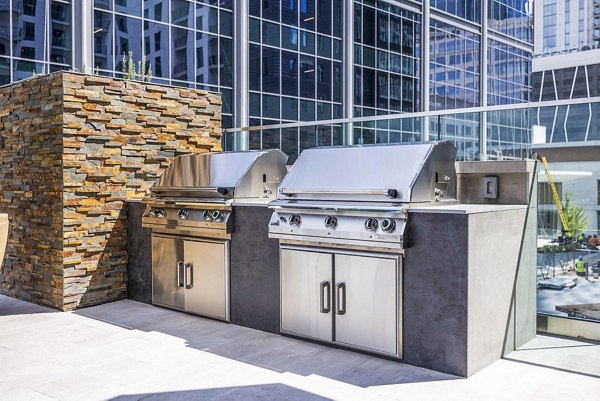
[268,142,457,358]
[143,150,288,321]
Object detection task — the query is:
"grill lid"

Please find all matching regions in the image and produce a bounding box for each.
[277,142,457,203]
[151,149,288,199]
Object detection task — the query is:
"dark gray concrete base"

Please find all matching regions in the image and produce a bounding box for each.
[403,213,469,376]
[230,205,281,334]
[126,201,153,304]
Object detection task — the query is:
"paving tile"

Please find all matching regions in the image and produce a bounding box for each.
[2,295,600,401]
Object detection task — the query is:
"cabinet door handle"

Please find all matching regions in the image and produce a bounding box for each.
[177,261,185,288]
[336,282,346,315]
[319,281,331,313]
[185,263,193,289]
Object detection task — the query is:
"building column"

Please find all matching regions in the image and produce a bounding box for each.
[234,0,249,149]
[421,0,430,142]
[344,0,354,145]
[480,0,489,160]
[74,0,94,73]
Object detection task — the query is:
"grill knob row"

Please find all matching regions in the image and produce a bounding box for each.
[150,208,165,218]
[324,216,337,229]
[364,218,396,233]
[289,214,301,227]
[202,210,225,222]
[364,218,378,232]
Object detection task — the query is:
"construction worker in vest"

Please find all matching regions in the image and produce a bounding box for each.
[575,256,586,277]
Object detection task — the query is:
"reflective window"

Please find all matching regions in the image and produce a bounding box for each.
[487,39,531,105]
[93,0,234,127]
[431,1,480,23]
[488,0,533,44]
[248,0,344,130]
[429,19,481,111]
[354,1,421,117]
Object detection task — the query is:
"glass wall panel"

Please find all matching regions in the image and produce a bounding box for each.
[249,0,343,126]
[353,1,421,116]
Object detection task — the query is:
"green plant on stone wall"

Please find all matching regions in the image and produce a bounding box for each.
[121,52,152,82]
[562,192,588,236]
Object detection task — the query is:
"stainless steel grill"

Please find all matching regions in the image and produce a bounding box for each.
[268,142,457,358]
[143,149,288,321]
[269,141,457,252]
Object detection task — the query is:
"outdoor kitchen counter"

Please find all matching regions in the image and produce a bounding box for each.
[409,203,528,214]
[403,203,536,377]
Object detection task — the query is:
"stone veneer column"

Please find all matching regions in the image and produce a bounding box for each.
[0,72,221,310]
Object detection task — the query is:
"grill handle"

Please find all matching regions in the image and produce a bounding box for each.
[177,261,185,288]
[185,263,193,289]
[280,188,399,199]
[336,282,346,315]
[319,281,331,314]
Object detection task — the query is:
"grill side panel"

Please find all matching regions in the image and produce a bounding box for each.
[230,205,281,334]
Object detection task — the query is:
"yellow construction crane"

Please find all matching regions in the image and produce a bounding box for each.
[539,156,570,236]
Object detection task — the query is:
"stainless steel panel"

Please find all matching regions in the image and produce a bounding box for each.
[152,149,288,199]
[334,254,400,357]
[280,248,333,342]
[152,235,185,309]
[277,142,456,203]
[183,239,230,321]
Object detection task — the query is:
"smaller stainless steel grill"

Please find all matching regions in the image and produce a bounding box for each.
[143,150,287,321]
[269,142,457,359]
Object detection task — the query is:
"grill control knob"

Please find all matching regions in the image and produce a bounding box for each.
[289,214,301,227]
[364,218,378,232]
[202,210,213,221]
[150,208,165,218]
[211,210,224,222]
[381,218,396,233]
[177,209,189,220]
[324,216,337,229]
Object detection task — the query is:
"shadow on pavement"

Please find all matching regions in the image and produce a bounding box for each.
[0,294,57,316]
[110,384,332,401]
[74,300,458,388]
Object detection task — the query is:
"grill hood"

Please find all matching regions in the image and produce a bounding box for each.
[277,142,457,204]
[151,149,288,199]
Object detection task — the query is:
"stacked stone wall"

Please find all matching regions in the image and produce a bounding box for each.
[0,72,221,310]
[0,74,65,308]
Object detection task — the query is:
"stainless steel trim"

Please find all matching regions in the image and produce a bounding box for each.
[279,240,405,255]
[146,227,232,240]
[279,188,398,198]
[269,203,409,214]
[177,261,185,288]
[152,186,227,192]
[185,263,193,289]
[320,281,331,314]
[336,282,346,315]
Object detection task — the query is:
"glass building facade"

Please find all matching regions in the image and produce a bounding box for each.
[0,0,533,159]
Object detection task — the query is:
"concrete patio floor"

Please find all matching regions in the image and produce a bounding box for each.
[1,295,599,401]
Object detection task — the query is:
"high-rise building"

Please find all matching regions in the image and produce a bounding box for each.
[534,0,600,55]
[532,0,600,234]
[0,0,533,159]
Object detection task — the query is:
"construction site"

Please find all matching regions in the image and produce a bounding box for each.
[536,156,600,324]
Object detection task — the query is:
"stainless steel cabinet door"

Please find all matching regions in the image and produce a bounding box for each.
[281,248,333,342]
[183,240,229,321]
[334,254,399,356]
[152,235,185,309]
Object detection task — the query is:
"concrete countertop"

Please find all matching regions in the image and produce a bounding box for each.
[409,204,528,215]
[231,199,273,207]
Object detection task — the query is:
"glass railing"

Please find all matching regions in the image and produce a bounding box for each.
[225,97,600,330]
[224,97,600,163]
